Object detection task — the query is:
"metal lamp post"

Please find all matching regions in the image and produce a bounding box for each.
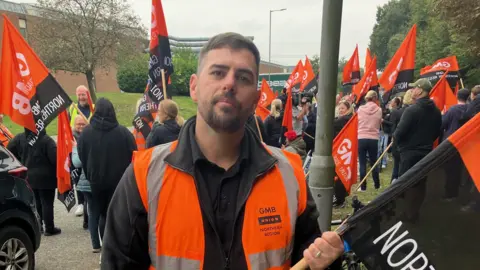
[268,8,286,83]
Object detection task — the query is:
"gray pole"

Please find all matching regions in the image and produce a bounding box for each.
[309,0,343,232]
[268,10,272,83]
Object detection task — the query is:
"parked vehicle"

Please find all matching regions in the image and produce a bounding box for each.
[0,145,41,270]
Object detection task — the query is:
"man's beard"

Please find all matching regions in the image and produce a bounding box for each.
[200,92,251,133]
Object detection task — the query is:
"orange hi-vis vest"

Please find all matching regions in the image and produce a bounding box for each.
[133,141,308,270]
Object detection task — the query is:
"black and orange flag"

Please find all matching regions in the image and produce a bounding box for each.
[300,56,317,94]
[332,114,358,193]
[146,0,173,103]
[56,110,77,212]
[255,79,275,121]
[379,24,416,100]
[285,60,304,93]
[339,111,480,269]
[352,56,378,103]
[420,56,460,91]
[133,86,158,139]
[0,15,71,146]
[342,45,361,86]
[429,71,457,114]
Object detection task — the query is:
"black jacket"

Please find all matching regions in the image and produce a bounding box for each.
[389,107,406,156]
[78,99,136,191]
[394,97,442,154]
[145,119,181,148]
[7,130,57,189]
[442,103,468,140]
[263,113,283,147]
[101,117,341,270]
[460,96,480,126]
[304,111,316,154]
[246,114,267,142]
[333,113,353,138]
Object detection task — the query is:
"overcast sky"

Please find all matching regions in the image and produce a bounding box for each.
[15,0,390,67]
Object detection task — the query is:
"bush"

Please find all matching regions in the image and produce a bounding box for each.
[117,53,149,93]
[170,48,198,96]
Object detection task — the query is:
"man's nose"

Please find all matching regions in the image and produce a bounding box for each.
[222,72,236,92]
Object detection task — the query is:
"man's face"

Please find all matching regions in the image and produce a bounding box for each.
[77,92,88,106]
[190,48,259,133]
[411,87,423,100]
[74,119,86,133]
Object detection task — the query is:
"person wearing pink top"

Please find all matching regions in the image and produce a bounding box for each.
[357,90,383,191]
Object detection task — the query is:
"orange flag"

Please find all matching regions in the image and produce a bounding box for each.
[342,45,360,85]
[285,60,304,93]
[420,55,460,91]
[56,110,74,194]
[429,71,457,114]
[352,56,378,103]
[449,112,480,191]
[86,91,94,114]
[365,48,373,71]
[0,15,72,145]
[300,57,317,93]
[379,25,416,93]
[281,89,293,132]
[255,79,275,121]
[332,114,358,193]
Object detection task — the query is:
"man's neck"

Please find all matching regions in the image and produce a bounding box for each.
[195,116,244,170]
[458,101,466,105]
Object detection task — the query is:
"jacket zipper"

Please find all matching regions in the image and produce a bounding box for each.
[224,162,277,269]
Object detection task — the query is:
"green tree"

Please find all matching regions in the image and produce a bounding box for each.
[369,0,411,69]
[170,48,198,96]
[116,53,149,93]
[31,0,146,101]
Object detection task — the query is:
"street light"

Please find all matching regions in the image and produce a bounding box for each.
[269,8,287,83]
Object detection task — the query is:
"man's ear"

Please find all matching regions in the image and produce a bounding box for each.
[190,74,198,102]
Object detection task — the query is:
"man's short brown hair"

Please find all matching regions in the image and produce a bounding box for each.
[197,32,261,76]
[472,85,480,97]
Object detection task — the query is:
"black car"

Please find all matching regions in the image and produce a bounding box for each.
[0,145,41,270]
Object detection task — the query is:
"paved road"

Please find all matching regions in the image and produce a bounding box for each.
[35,199,100,270]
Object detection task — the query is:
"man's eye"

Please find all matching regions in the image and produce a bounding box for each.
[238,75,252,83]
[211,70,224,77]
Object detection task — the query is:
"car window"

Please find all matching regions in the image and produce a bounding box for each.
[0,146,23,172]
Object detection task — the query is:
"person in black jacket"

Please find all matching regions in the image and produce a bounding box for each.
[394,79,441,222]
[441,88,470,200]
[460,85,480,125]
[394,79,442,177]
[332,100,353,208]
[388,97,404,182]
[78,98,137,245]
[263,99,284,147]
[146,99,184,148]
[7,129,61,236]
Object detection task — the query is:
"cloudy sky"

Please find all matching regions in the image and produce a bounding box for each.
[15,0,390,67]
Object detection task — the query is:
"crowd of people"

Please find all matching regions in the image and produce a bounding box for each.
[1,31,480,269]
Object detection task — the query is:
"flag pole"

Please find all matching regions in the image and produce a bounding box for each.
[354,141,393,190]
[292,142,393,270]
[72,103,90,123]
[161,69,168,100]
[253,114,264,142]
[460,78,465,89]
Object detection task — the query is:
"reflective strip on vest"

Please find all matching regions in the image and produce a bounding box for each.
[146,143,173,268]
[243,146,299,269]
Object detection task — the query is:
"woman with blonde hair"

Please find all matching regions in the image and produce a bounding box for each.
[264,99,284,147]
[146,99,184,148]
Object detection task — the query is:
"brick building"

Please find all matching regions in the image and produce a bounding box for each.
[0,0,287,95]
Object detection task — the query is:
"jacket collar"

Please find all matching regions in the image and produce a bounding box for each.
[165,116,277,175]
